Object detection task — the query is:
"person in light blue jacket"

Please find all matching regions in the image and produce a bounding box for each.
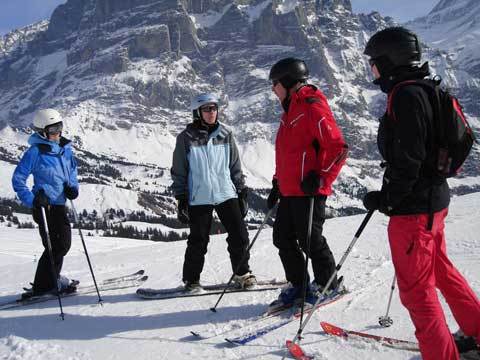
[171,93,256,292]
[12,109,79,298]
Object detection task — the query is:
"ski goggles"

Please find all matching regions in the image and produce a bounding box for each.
[44,122,63,135]
[200,105,218,113]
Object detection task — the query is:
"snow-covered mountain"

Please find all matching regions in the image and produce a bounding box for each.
[0,192,479,359]
[0,0,479,219]
[408,0,480,116]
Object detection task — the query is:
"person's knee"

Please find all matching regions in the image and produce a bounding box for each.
[56,244,70,258]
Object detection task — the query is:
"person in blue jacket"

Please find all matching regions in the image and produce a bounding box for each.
[12,109,79,298]
[171,93,256,292]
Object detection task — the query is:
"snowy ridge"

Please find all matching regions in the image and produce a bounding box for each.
[0,20,48,58]
[408,0,480,73]
[0,192,479,359]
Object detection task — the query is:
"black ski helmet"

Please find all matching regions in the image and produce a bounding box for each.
[269,58,309,89]
[364,27,421,76]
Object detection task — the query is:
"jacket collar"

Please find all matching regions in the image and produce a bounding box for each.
[187,121,222,138]
[28,133,71,154]
[374,62,431,94]
[282,84,319,116]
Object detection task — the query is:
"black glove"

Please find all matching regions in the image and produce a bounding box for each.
[64,183,79,200]
[363,191,388,213]
[300,170,322,195]
[33,189,49,208]
[267,179,280,210]
[177,197,189,224]
[237,188,248,218]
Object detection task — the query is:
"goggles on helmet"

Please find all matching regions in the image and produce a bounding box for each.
[44,122,63,135]
[200,104,218,113]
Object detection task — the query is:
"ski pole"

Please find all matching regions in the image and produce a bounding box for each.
[70,200,103,304]
[287,210,375,348]
[298,197,314,333]
[210,206,275,312]
[379,274,396,327]
[40,206,65,320]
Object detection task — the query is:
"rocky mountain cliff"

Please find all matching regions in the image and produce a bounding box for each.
[0,0,478,218]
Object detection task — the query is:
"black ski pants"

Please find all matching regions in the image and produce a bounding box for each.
[182,198,250,283]
[32,205,72,293]
[273,195,337,289]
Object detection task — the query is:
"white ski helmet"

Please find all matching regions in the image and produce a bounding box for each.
[190,93,219,121]
[32,109,62,133]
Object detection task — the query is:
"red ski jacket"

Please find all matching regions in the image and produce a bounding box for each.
[274,85,347,197]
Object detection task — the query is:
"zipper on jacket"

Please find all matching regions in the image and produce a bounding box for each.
[205,136,215,202]
[301,151,307,180]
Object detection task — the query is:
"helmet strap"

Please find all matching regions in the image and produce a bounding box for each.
[281,94,291,112]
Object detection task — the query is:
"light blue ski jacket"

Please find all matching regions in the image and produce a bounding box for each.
[171,121,245,206]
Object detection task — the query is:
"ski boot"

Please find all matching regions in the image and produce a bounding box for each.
[232,272,257,289]
[183,280,203,294]
[268,284,303,313]
[454,329,480,359]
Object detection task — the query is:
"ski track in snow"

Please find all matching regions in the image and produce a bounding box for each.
[0,193,479,359]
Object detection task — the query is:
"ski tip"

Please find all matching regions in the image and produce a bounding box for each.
[137,270,145,275]
[320,321,346,337]
[286,340,313,360]
[139,275,149,281]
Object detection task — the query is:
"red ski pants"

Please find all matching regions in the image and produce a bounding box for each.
[388,208,480,360]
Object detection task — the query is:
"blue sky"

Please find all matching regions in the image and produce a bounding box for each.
[351,0,439,22]
[0,0,440,36]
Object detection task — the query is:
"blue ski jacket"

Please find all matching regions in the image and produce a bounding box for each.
[12,133,79,208]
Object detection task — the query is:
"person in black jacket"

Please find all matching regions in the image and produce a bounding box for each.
[363,27,480,360]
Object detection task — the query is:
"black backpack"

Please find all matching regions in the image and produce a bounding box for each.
[387,77,477,178]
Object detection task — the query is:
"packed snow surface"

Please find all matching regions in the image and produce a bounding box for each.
[0,192,479,359]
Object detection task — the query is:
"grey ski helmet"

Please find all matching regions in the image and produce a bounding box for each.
[190,93,219,121]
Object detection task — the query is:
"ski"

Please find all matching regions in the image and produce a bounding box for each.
[286,340,314,360]
[320,321,420,352]
[136,279,287,300]
[223,290,348,345]
[0,270,147,310]
[100,269,145,284]
[189,300,297,340]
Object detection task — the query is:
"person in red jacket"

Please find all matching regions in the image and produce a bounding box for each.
[266,58,348,310]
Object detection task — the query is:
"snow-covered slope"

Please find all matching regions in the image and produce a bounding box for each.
[0,192,478,359]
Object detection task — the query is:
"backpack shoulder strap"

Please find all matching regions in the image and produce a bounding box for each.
[387,79,435,119]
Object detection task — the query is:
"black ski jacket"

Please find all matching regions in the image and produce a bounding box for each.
[376,65,450,215]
